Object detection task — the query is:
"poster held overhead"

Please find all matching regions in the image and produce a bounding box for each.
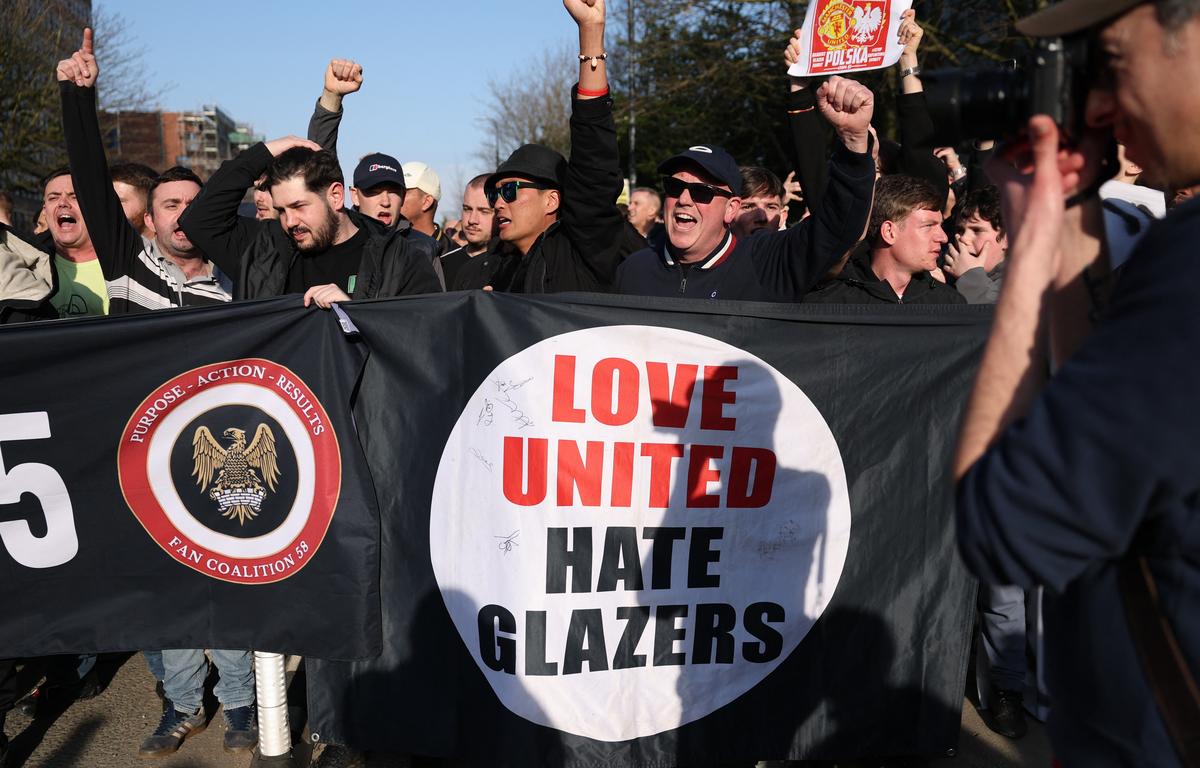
[787,0,914,78]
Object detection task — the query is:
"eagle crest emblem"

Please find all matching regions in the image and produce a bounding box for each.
[192,425,281,525]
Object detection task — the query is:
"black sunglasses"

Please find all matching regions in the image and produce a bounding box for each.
[661,176,734,204]
[486,180,551,206]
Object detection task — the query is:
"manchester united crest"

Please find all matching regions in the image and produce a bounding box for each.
[817,0,887,50]
[118,359,341,584]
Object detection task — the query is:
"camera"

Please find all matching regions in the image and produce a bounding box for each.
[922,36,1094,145]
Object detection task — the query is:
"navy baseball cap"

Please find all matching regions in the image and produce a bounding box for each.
[658,145,741,192]
[353,153,405,191]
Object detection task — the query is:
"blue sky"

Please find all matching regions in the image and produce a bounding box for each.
[105,1,578,216]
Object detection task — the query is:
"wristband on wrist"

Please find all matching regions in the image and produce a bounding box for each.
[899,65,922,78]
[576,85,609,97]
[579,52,608,70]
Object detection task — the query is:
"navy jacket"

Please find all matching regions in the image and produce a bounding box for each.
[957,197,1200,767]
[614,142,874,301]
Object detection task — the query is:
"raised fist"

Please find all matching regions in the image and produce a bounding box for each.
[784,28,803,67]
[816,76,874,154]
[898,9,923,59]
[324,59,363,96]
[564,0,605,27]
[56,28,98,88]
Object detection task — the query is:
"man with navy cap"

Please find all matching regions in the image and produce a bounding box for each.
[615,76,876,301]
[350,152,406,229]
[955,1,1200,765]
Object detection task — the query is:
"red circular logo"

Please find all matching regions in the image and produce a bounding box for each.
[117,359,340,584]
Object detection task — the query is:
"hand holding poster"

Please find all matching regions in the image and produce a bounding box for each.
[786,0,914,77]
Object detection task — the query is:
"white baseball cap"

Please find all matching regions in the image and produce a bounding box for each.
[402,161,441,202]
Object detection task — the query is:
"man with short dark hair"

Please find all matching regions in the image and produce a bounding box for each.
[179,135,443,306]
[807,174,965,304]
[454,0,629,293]
[110,161,158,242]
[441,173,495,288]
[732,166,786,239]
[944,186,1006,304]
[955,1,1200,765]
[58,32,231,313]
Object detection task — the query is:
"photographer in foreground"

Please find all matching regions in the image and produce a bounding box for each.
[954,1,1200,766]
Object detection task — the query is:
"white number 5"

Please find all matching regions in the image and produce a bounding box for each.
[0,412,78,568]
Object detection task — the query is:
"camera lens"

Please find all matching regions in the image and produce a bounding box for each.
[923,68,1028,145]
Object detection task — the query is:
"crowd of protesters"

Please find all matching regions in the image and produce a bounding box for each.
[1,0,1198,765]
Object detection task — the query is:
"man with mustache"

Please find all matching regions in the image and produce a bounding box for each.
[57,28,232,313]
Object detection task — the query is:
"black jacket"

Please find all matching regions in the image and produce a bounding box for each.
[454,90,631,293]
[178,143,443,301]
[615,142,875,302]
[805,252,966,305]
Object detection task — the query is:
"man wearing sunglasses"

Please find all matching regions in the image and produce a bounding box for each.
[615,76,876,301]
[453,0,629,293]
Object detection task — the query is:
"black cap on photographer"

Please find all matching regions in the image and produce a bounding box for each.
[1017,0,1146,36]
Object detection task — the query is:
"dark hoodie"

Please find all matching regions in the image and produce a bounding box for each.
[804,250,966,305]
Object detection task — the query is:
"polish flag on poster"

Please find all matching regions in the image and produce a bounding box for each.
[786,0,913,77]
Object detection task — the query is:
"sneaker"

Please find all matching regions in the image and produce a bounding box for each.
[138,704,206,757]
[988,688,1028,740]
[76,667,104,701]
[15,686,39,717]
[222,704,258,753]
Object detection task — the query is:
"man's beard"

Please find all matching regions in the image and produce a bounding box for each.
[291,203,338,252]
[159,229,196,259]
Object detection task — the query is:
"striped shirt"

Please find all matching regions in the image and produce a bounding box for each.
[104,241,233,312]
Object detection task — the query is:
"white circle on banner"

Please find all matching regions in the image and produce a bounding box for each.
[429,325,851,742]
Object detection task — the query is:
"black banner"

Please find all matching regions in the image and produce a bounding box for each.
[0,297,380,661]
[307,292,988,765]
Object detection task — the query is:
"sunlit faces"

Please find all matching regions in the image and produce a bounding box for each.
[1087,5,1200,188]
[253,173,277,221]
[491,177,559,254]
[352,182,403,227]
[731,195,783,239]
[43,174,91,251]
[626,189,660,235]
[956,213,1006,271]
[113,181,151,235]
[664,169,740,262]
[400,187,433,224]
[460,184,495,247]
[884,208,947,273]
[271,177,340,252]
[147,180,201,259]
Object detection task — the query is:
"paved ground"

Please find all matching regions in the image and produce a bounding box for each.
[2,654,1053,767]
